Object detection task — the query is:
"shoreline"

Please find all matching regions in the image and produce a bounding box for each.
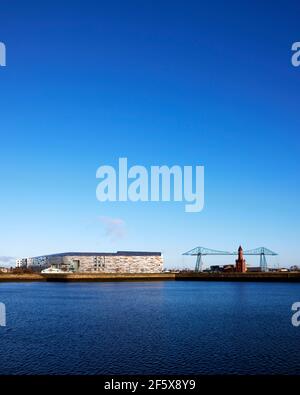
[1,272,300,282]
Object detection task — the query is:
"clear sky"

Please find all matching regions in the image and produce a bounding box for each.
[0,0,300,268]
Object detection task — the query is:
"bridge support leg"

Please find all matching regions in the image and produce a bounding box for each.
[195,254,203,272]
[260,253,268,272]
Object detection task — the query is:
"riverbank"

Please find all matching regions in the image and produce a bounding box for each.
[176,272,300,282]
[0,273,176,282]
[1,272,300,282]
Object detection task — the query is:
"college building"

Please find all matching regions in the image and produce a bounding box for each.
[16,251,163,273]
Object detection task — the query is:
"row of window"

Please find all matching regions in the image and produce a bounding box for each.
[94,263,105,268]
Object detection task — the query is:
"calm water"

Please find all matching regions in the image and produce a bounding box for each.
[1,281,300,375]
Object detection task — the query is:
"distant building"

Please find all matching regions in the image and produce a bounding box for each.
[223,264,235,272]
[16,251,163,273]
[210,265,221,272]
[235,246,247,272]
[246,267,262,272]
[15,258,28,268]
[210,264,235,272]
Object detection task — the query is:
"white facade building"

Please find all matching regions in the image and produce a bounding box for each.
[17,251,163,273]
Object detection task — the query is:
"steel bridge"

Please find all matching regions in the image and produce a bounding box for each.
[182,246,278,272]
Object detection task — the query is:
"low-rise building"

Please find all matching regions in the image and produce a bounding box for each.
[246,267,262,272]
[210,264,235,272]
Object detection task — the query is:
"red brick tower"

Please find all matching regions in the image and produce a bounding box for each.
[236,245,247,272]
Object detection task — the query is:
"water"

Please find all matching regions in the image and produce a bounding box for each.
[0,281,300,375]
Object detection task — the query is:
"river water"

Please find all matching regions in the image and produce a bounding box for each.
[0,281,300,375]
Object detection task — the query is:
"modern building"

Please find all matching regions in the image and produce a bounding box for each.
[15,258,28,268]
[16,251,163,273]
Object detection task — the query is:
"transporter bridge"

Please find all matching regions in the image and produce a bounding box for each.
[182,246,278,272]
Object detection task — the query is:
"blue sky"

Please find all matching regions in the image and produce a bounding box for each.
[0,0,300,268]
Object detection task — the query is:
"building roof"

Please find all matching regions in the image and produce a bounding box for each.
[31,251,161,258]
